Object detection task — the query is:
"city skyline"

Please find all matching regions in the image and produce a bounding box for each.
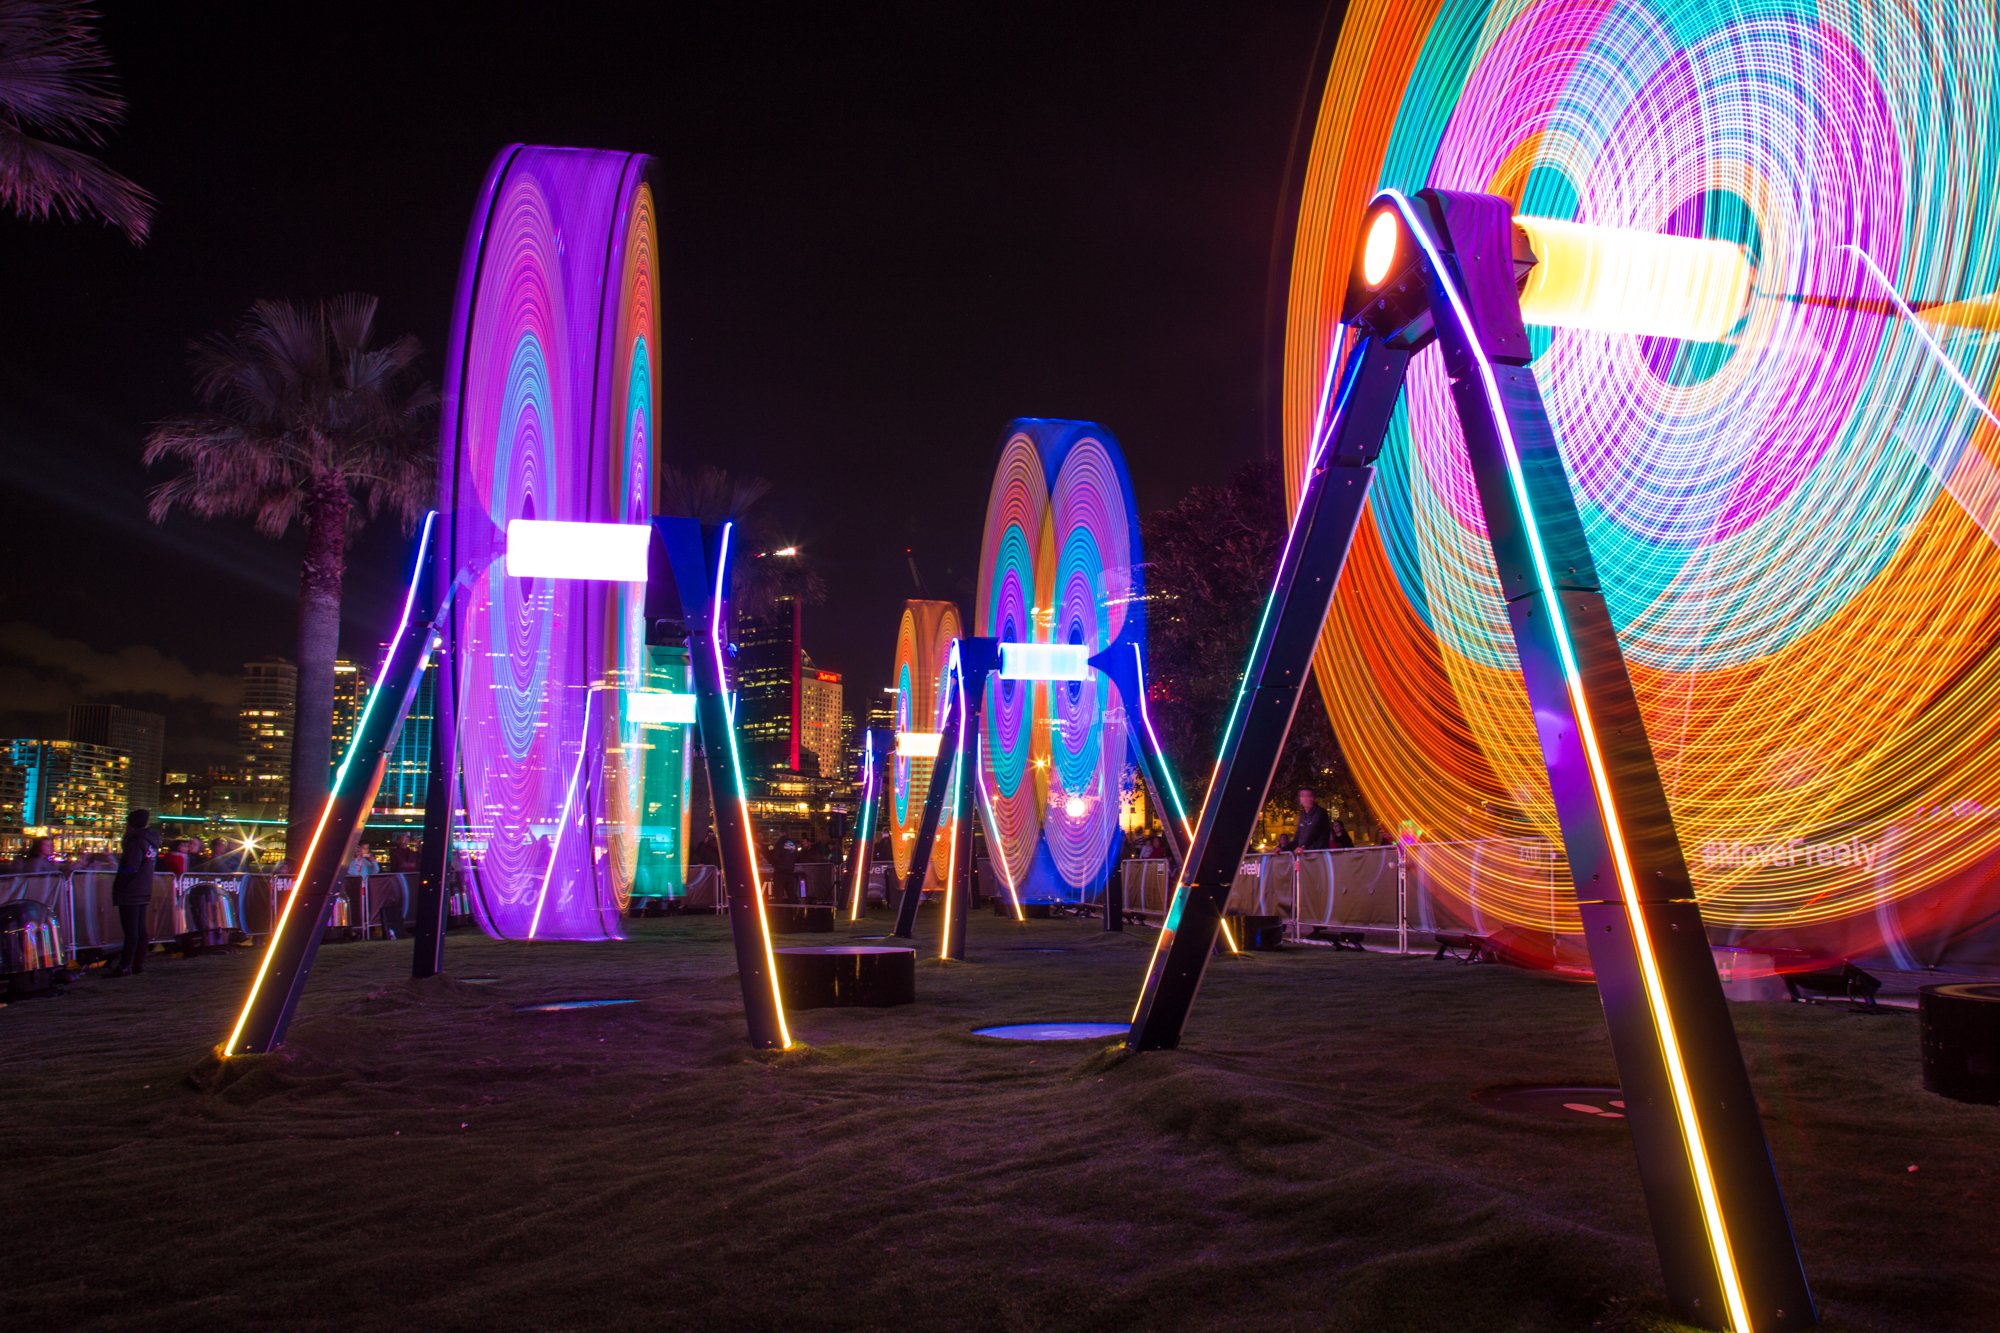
[0,3,1331,766]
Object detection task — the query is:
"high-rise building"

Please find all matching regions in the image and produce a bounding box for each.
[737,601,850,779]
[376,657,437,816]
[66,704,166,812]
[7,739,130,851]
[736,603,803,768]
[0,755,26,847]
[160,768,249,822]
[330,659,368,771]
[800,668,844,775]
[239,659,297,815]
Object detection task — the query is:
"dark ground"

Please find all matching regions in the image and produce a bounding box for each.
[1,910,1993,1331]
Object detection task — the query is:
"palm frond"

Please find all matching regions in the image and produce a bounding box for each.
[0,120,150,241]
[147,295,440,539]
[0,0,124,141]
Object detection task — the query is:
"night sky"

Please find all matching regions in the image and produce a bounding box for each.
[0,1,1340,768]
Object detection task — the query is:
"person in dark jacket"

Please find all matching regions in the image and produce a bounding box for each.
[110,809,161,976]
[1330,818,1356,850]
[1290,788,1332,852]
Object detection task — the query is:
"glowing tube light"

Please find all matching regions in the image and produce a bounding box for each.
[848,733,878,921]
[940,649,967,960]
[225,511,438,1057]
[503,519,652,581]
[999,641,1092,681]
[527,687,597,940]
[624,689,697,725]
[897,731,943,759]
[1514,216,1752,343]
[974,732,1027,921]
[1390,189,1749,1333]
[711,521,790,1048]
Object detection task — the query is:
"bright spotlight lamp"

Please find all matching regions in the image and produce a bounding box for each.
[1352,200,1754,343]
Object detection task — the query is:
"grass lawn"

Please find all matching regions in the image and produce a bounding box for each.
[1,908,1993,1331]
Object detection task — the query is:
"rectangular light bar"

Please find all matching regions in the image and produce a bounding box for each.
[999,642,1092,681]
[896,731,943,759]
[625,689,697,725]
[504,519,651,581]
[1515,215,1753,343]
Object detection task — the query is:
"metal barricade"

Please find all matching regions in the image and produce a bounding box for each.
[0,871,74,965]
[1118,858,1174,917]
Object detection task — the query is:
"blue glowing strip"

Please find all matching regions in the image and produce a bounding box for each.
[1382,188,1747,1332]
[1130,644,1192,841]
[226,511,437,1056]
[940,642,967,958]
[848,732,876,920]
[711,522,791,1047]
[1147,351,1368,987]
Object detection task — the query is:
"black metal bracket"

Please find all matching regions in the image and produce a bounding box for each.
[1125,188,1812,1330]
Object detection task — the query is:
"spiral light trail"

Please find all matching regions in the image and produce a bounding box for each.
[891,599,962,893]
[974,419,1143,902]
[1286,0,2000,957]
[437,146,662,941]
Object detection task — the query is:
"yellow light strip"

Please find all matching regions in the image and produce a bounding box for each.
[221,782,337,1056]
[939,648,968,959]
[712,523,791,1049]
[1391,191,1750,1331]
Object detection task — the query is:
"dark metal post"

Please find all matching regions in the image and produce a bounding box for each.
[224,518,447,1056]
[410,680,453,979]
[892,690,962,939]
[940,638,998,960]
[1416,189,1810,1329]
[651,517,790,1050]
[1127,336,1408,1048]
[1126,187,1812,1329]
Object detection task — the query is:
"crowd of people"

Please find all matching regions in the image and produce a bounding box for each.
[3,812,433,976]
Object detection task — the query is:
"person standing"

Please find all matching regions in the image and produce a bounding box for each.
[1330,818,1356,850]
[1289,787,1332,852]
[110,809,161,977]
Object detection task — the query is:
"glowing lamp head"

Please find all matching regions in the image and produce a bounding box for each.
[1063,795,1087,820]
[1361,209,1401,287]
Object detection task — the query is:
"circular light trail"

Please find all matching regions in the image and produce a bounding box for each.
[1285,1,2000,955]
[974,420,1143,903]
[437,146,661,942]
[891,599,962,893]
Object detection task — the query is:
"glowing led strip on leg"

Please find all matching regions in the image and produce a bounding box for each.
[224,512,439,1057]
[973,732,1027,921]
[1129,643,1235,953]
[527,687,597,940]
[711,521,791,1046]
[848,732,877,921]
[1382,188,1748,1333]
[939,643,968,960]
[1156,358,1372,989]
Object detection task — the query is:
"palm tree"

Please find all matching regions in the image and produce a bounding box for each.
[0,0,152,242]
[146,295,436,856]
